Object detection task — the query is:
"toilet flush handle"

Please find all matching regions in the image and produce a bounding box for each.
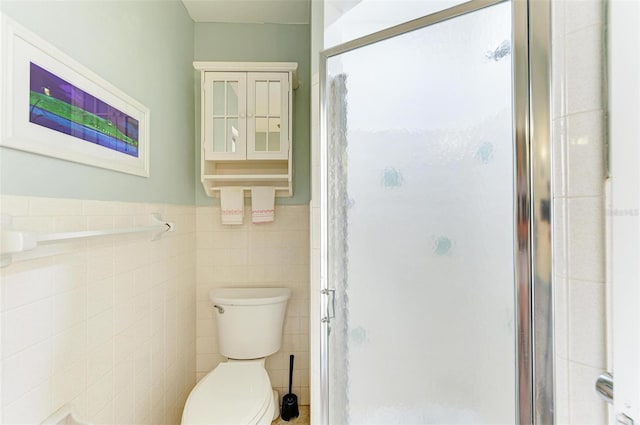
[213,305,225,314]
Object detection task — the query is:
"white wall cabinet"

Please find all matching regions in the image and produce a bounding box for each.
[194,62,298,197]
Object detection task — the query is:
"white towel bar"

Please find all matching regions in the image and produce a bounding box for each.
[0,213,173,267]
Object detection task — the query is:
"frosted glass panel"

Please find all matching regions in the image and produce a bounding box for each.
[324,0,466,49]
[212,117,225,152]
[213,82,225,115]
[269,81,281,115]
[227,82,238,115]
[268,118,281,151]
[326,2,515,424]
[255,81,268,116]
[255,117,267,151]
[228,118,238,153]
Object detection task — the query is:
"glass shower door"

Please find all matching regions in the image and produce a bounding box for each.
[323,1,517,423]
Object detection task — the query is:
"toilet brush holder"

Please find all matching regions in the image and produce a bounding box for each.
[281,354,299,421]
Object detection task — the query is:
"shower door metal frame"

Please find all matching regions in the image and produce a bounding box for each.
[318,0,552,423]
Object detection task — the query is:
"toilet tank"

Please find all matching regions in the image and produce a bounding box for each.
[209,287,291,359]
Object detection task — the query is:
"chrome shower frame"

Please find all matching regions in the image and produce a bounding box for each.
[318,0,552,423]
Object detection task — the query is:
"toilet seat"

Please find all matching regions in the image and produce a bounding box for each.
[181,362,274,425]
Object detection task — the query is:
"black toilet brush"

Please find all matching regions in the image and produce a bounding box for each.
[281,354,299,421]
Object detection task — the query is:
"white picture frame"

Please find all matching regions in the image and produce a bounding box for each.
[0,15,150,177]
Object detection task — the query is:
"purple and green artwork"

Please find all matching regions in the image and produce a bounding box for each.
[29,62,139,157]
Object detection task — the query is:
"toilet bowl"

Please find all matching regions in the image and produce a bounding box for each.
[182,360,276,425]
[181,287,291,425]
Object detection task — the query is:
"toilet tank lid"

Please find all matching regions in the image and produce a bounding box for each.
[209,287,291,306]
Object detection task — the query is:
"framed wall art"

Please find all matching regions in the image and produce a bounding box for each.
[1,15,150,177]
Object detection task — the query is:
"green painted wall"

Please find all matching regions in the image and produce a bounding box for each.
[0,1,195,205]
[194,23,311,205]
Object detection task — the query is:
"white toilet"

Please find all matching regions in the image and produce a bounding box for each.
[181,287,291,425]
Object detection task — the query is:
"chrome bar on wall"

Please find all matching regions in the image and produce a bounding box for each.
[528,0,553,423]
[513,0,553,422]
[512,0,534,420]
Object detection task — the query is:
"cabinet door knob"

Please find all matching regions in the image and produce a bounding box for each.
[240,112,245,118]
[247,113,253,118]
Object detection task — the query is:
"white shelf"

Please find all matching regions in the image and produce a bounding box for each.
[203,174,289,181]
[202,174,292,198]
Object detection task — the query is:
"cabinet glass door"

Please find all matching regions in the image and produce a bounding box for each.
[247,73,289,160]
[204,72,246,160]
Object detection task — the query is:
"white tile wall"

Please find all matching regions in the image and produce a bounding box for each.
[0,195,196,425]
[552,0,608,423]
[195,205,310,405]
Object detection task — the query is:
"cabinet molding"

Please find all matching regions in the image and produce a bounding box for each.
[194,62,299,89]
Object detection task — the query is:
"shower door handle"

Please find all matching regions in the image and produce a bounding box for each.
[595,372,613,405]
[321,288,336,322]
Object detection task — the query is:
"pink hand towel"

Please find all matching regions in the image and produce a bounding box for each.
[251,187,275,224]
[220,187,244,225]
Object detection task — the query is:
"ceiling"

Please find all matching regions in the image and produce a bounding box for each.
[181,0,311,24]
